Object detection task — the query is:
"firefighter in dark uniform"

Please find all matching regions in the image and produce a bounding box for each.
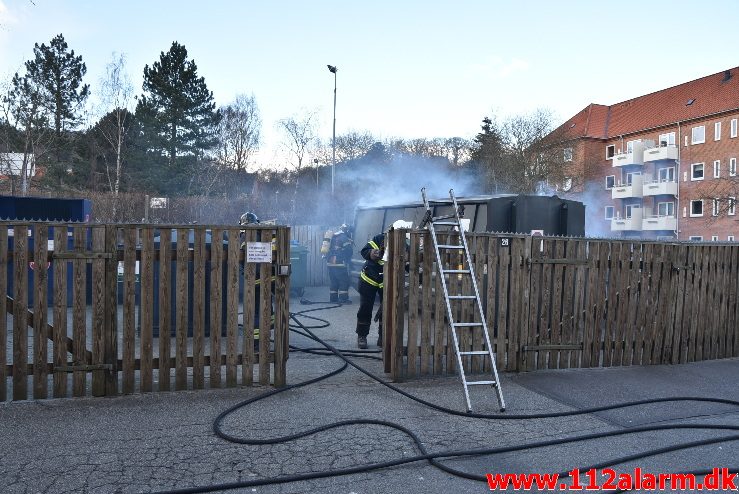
[356,232,385,349]
[326,225,354,304]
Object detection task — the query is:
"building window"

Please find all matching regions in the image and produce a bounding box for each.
[625,171,640,185]
[714,160,721,178]
[605,206,614,220]
[562,177,573,191]
[711,235,719,241]
[563,148,573,162]
[689,236,703,241]
[690,200,703,217]
[729,197,736,216]
[712,198,720,217]
[658,167,675,182]
[657,201,675,217]
[691,126,705,144]
[729,235,736,242]
[606,145,615,159]
[714,121,721,140]
[605,175,615,189]
[625,204,637,219]
[731,118,738,138]
[730,158,737,176]
[691,163,704,180]
[626,140,639,153]
[659,132,675,146]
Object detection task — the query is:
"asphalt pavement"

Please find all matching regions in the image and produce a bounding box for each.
[1,285,737,493]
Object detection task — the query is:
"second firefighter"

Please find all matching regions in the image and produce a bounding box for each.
[355,232,385,349]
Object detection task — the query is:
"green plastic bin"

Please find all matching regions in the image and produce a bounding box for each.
[289,243,309,297]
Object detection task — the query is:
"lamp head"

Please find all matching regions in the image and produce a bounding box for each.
[327,64,337,74]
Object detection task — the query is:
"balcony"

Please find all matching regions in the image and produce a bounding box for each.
[611,207,643,231]
[641,214,677,231]
[611,175,644,199]
[612,141,647,167]
[642,179,678,196]
[643,145,678,162]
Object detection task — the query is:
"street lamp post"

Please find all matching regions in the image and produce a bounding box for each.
[327,64,337,196]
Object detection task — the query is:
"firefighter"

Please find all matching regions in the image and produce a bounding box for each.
[325,224,354,304]
[355,231,385,349]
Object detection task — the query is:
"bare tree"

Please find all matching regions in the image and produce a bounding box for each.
[96,52,134,206]
[277,110,318,222]
[471,109,572,194]
[216,94,261,172]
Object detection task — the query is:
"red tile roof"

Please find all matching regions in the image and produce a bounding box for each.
[558,67,739,140]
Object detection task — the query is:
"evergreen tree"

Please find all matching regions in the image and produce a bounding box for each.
[21,34,90,137]
[11,33,90,188]
[136,42,219,193]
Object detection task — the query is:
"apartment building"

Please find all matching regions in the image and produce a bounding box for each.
[554,67,739,241]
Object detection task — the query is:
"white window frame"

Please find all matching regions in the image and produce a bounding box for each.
[604,206,614,220]
[731,118,738,138]
[689,236,703,241]
[625,204,637,219]
[690,199,704,217]
[729,197,736,216]
[714,121,721,141]
[626,139,639,154]
[714,160,721,178]
[658,132,676,146]
[625,171,641,185]
[691,126,705,144]
[712,198,720,217]
[691,162,704,181]
[711,235,719,242]
[657,201,675,217]
[563,148,573,162]
[606,145,615,159]
[605,175,615,189]
[729,235,736,242]
[730,158,737,176]
[658,167,675,182]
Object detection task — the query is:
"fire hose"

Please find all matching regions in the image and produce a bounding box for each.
[158,303,739,494]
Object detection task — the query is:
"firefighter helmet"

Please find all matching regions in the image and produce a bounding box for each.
[240,212,260,225]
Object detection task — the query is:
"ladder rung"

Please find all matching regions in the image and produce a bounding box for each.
[452,322,482,327]
[467,380,497,386]
[433,221,458,226]
[448,295,476,300]
[459,351,489,356]
[442,269,470,274]
[437,244,464,249]
[433,214,456,221]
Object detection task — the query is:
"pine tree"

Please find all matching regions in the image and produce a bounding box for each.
[8,34,89,189]
[136,42,219,192]
[22,34,90,137]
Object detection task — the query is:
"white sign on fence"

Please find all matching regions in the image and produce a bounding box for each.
[150,197,169,209]
[246,242,272,263]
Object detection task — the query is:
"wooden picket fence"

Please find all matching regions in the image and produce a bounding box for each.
[382,230,739,380]
[1,222,290,402]
[291,225,329,286]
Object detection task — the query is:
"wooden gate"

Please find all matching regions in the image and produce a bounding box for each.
[1,223,291,402]
[383,229,739,380]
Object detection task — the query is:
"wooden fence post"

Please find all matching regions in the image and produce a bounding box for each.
[274,226,290,387]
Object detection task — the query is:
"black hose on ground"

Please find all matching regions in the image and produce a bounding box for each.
[157,304,739,494]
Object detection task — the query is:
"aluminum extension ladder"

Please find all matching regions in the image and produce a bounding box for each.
[421,188,506,412]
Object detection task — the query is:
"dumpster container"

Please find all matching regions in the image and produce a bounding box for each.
[289,242,308,297]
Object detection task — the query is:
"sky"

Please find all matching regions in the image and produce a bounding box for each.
[1,0,738,168]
